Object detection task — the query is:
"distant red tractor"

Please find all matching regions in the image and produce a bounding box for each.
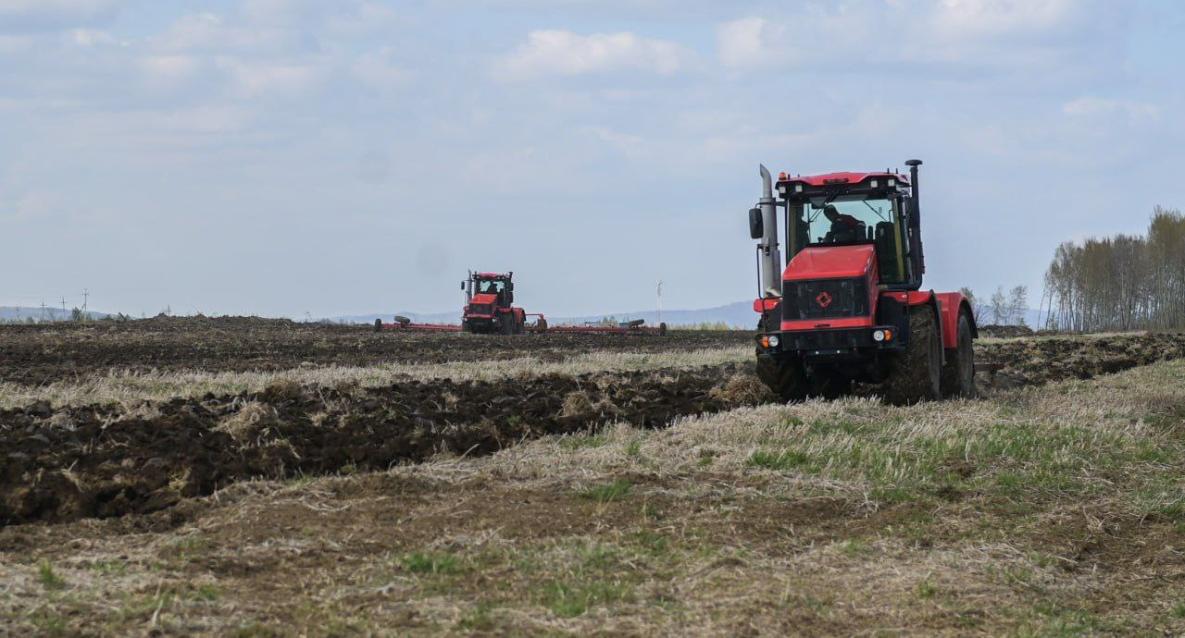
[747,159,976,404]
[460,271,531,334]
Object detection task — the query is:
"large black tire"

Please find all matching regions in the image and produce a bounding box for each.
[374,318,383,332]
[500,314,515,335]
[754,316,809,402]
[882,305,942,405]
[941,311,977,398]
[756,356,809,403]
[810,370,852,400]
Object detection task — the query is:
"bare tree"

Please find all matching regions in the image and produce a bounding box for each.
[989,287,1008,325]
[1007,285,1028,326]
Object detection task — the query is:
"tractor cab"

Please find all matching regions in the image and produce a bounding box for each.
[465,272,515,308]
[777,170,920,290]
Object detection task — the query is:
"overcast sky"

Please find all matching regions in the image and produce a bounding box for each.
[2,0,1182,318]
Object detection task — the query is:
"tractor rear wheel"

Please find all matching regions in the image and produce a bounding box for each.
[500,315,515,335]
[941,311,976,398]
[882,305,942,405]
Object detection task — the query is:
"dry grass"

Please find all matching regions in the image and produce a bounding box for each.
[4,358,1185,635]
[0,346,750,410]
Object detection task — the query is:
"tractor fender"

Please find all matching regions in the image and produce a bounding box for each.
[934,291,976,348]
[897,290,943,364]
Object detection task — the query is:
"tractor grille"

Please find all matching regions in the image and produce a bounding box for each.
[468,304,493,316]
[782,278,869,321]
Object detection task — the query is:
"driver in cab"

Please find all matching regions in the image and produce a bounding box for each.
[822,204,863,243]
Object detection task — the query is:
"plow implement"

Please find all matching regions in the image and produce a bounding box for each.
[528,318,667,336]
[374,316,463,332]
[376,315,666,336]
[377,271,666,336]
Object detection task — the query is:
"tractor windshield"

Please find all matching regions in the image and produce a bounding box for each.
[477,280,505,294]
[788,195,908,284]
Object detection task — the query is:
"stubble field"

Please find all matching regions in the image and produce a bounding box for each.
[3,317,1185,636]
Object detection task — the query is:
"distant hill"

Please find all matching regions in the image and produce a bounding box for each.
[0,306,110,322]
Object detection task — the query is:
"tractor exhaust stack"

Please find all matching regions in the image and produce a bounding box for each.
[905,159,925,279]
[758,164,782,297]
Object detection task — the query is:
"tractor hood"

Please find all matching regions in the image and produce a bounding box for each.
[470,293,499,305]
[783,245,876,281]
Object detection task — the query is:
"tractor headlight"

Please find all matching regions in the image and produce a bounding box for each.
[794,184,803,193]
[768,335,779,348]
[872,329,885,342]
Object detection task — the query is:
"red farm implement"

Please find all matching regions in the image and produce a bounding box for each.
[375,271,666,336]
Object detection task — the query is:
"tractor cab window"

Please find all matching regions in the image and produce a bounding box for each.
[478,280,505,295]
[789,195,908,284]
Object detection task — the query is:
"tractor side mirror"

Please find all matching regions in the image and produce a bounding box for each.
[748,208,763,239]
[461,281,466,290]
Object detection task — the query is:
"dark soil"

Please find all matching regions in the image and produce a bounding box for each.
[979,324,1035,338]
[976,332,1185,389]
[5,318,1185,529]
[0,364,753,526]
[0,315,753,386]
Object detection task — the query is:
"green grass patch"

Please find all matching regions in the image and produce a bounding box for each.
[579,479,633,503]
[400,552,462,575]
[37,561,67,591]
[747,449,813,472]
[538,580,633,618]
[559,433,608,451]
[457,601,500,631]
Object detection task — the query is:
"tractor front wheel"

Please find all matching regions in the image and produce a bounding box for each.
[882,305,942,405]
[754,315,809,402]
[756,356,809,403]
[941,311,976,398]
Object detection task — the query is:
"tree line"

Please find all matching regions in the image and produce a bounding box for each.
[960,286,1029,327]
[1043,206,1185,332]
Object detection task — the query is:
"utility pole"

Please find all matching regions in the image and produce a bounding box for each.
[40,300,48,322]
[82,288,89,314]
[656,280,663,327]
[60,297,67,317]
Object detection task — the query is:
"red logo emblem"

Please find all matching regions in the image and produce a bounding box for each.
[815,291,833,308]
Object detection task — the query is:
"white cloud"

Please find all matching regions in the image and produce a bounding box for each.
[216,58,323,97]
[717,1,1111,73]
[351,47,409,90]
[0,0,124,31]
[1062,97,1160,122]
[153,12,308,54]
[931,0,1081,39]
[716,17,782,68]
[495,30,690,80]
[140,55,201,81]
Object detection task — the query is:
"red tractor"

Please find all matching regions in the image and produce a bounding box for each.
[461,271,529,334]
[747,159,976,404]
